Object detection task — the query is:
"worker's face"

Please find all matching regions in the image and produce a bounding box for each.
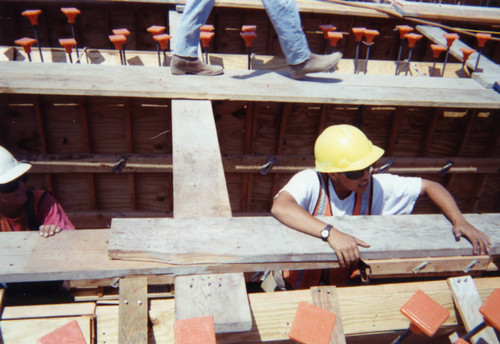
[0,177,27,215]
[329,166,372,197]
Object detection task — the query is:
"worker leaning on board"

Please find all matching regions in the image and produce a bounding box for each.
[271,124,491,290]
[0,145,75,237]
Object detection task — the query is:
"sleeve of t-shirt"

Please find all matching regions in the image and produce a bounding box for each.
[37,192,76,230]
[371,174,422,215]
[276,170,321,214]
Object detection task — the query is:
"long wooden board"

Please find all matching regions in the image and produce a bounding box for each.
[1,62,499,108]
[108,214,500,264]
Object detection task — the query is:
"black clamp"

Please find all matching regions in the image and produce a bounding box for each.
[439,160,454,177]
[112,156,128,174]
[260,157,277,175]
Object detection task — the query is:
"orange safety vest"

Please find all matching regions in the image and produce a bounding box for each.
[0,189,47,232]
[283,172,373,290]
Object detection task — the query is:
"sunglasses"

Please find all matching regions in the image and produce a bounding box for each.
[343,166,373,180]
[0,174,28,194]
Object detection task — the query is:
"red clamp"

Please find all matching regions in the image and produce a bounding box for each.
[153,33,172,50]
[22,9,42,26]
[327,31,343,48]
[109,34,127,51]
[15,37,37,54]
[352,27,365,42]
[404,33,423,48]
[319,24,336,39]
[430,44,447,59]
[364,29,379,44]
[444,33,459,47]
[395,25,413,39]
[60,7,81,24]
[147,25,166,36]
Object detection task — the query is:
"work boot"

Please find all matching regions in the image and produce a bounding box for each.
[170,55,223,76]
[289,52,342,80]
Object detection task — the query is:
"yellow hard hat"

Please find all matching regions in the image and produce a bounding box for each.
[314,125,384,173]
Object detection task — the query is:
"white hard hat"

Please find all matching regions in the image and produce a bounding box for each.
[0,146,31,184]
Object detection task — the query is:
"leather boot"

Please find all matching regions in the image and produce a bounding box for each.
[289,52,342,80]
[170,55,223,76]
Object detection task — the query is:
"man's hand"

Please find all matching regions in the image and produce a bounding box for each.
[453,220,491,255]
[328,229,370,268]
[39,224,62,238]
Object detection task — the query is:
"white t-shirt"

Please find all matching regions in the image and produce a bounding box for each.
[278,169,422,216]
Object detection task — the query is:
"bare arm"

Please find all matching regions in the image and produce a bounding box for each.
[420,179,491,255]
[271,191,370,267]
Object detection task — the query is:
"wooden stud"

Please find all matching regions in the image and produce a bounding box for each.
[386,107,403,156]
[33,95,53,192]
[311,286,346,344]
[118,276,148,344]
[124,98,137,210]
[422,108,441,156]
[271,103,291,200]
[78,96,97,210]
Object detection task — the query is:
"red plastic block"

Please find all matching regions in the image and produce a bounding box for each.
[174,316,216,344]
[61,7,80,24]
[400,290,450,337]
[404,33,422,48]
[153,33,172,50]
[22,9,42,26]
[430,44,447,58]
[289,301,336,344]
[479,288,500,330]
[395,25,413,39]
[240,32,257,47]
[59,38,77,53]
[444,33,459,47]
[15,37,37,54]
[37,319,87,344]
[352,27,365,42]
[147,25,166,35]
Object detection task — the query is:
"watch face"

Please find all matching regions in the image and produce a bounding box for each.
[321,229,329,239]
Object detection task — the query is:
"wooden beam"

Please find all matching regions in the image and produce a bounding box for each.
[2,62,499,108]
[118,276,148,344]
[311,286,346,344]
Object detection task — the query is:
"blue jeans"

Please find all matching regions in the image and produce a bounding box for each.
[173,0,311,65]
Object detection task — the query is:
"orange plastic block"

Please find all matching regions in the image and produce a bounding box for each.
[109,35,127,50]
[352,27,365,42]
[174,316,216,344]
[455,339,470,344]
[319,24,336,38]
[201,24,214,32]
[400,290,450,337]
[327,31,343,47]
[364,29,379,44]
[59,38,77,53]
[153,33,172,50]
[242,25,257,32]
[395,25,413,39]
[37,319,87,344]
[200,31,215,48]
[147,25,166,35]
[112,28,130,37]
[430,44,447,58]
[459,47,476,62]
[404,33,423,48]
[444,33,459,47]
[22,9,42,26]
[15,37,37,53]
[476,33,491,48]
[289,301,336,344]
[60,7,80,24]
[240,31,257,47]
[479,288,500,330]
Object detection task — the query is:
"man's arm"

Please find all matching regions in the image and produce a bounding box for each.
[420,179,491,255]
[271,191,370,267]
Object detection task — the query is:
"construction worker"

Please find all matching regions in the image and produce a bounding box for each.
[271,124,491,289]
[171,0,342,79]
[0,146,75,236]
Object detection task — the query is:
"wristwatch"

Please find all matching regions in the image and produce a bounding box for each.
[320,224,333,242]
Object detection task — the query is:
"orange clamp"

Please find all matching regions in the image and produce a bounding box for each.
[240,31,257,48]
[395,25,413,39]
[112,28,130,37]
[201,24,214,32]
[352,27,365,42]
[400,290,450,338]
[147,25,166,36]
[59,38,77,54]
[200,31,215,48]
[364,29,379,44]
[476,33,491,48]
[444,33,459,47]
[327,31,343,47]
[22,9,42,26]
[430,44,447,59]
[319,24,336,39]
[60,7,81,24]
[153,33,171,50]
[459,47,476,62]
[242,25,257,32]
[109,34,127,50]
[404,33,422,48]
[480,288,500,330]
[14,37,37,54]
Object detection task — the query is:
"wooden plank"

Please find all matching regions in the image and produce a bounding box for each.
[107,214,500,264]
[447,276,499,344]
[2,62,499,108]
[1,302,96,320]
[171,99,232,218]
[175,273,252,333]
[118,276,148,344]
[311,286,346,344]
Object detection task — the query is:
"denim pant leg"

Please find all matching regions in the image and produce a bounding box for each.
[174,0,215,58]
[261,0,311,65]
